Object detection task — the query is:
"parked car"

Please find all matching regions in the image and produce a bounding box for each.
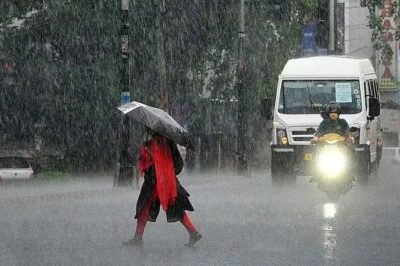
[382,147,400,164]
[0,156,34,180]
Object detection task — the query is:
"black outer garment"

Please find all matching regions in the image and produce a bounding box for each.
[134,140,194,223]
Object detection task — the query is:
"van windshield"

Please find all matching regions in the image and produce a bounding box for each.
[278,80,362,114]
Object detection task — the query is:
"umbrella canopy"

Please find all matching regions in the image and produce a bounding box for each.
[117,101,192,147]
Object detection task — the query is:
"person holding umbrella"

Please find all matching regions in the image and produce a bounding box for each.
[124,128,202,247]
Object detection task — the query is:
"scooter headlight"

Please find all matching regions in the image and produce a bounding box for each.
[317,148,346,178]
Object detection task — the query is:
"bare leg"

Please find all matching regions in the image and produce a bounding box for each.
[181,212,202,247]
[181,212,197,234]
[124,190,157,246]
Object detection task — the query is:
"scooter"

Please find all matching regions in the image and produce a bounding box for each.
[311,133,354,200]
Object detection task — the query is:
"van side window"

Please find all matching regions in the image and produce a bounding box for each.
[365,79,381,115]
[374,80,379,100]
[369,80,374,97]
[370,79,380,100]
[364,81,370,96]
[364,82,367,96]
[372,80,377,98]
[374,80,380,100]
[364,80,372,109]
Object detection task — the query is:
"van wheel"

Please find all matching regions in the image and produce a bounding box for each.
[357,159,370,185]
[370,159,379,180]
[271,155,294,186]
[271,159,284,186]
[285,174,296,185]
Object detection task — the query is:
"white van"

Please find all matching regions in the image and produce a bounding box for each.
[263,56,382,184]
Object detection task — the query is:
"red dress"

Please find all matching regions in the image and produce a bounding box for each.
[135,135,194,223]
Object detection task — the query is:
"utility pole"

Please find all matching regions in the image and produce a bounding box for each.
[115,0,132,186]
[157,0,168,111]
[237,0,247,174]
[328,0,335,54]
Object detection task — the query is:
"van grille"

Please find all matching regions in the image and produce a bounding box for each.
[292,130,313,135]
[293,137,313,142]
[289,127,317,144]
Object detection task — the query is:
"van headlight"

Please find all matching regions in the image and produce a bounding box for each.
[351,129,359,138]
[317,149,346,178]
[276,128,288,145]
[349,126,360,144]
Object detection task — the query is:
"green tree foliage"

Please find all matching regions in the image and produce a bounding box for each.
[363,0,399,63]
[1,0,319,171]
[0,0,44,25]
[2,0,120,170]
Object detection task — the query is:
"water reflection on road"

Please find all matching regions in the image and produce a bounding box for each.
[322,202,338,265]
[1,162,400,265]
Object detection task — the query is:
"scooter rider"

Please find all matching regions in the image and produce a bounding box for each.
[310,101,354,184]
[312,101,353,144]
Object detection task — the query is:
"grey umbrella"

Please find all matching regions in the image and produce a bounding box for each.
[117,101,192,147]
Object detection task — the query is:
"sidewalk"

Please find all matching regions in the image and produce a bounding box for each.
[0,169,269,201]
[0,174,114,200]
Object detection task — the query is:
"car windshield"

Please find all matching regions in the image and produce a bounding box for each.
[0,156,30,168]
[278,80,362,114]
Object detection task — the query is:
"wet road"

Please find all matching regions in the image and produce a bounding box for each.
[1,161,400,266]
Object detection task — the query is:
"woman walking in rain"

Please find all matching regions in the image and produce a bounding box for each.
[124,128,202,247]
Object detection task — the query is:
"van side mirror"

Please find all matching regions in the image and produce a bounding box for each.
[261,98,273,120]
[368,98,380,118]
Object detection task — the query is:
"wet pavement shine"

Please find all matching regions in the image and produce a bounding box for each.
[1,161,400,266]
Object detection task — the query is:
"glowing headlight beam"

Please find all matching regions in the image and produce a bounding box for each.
[317,149,346,178]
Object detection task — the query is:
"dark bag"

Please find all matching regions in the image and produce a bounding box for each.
[169,142,184,175]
